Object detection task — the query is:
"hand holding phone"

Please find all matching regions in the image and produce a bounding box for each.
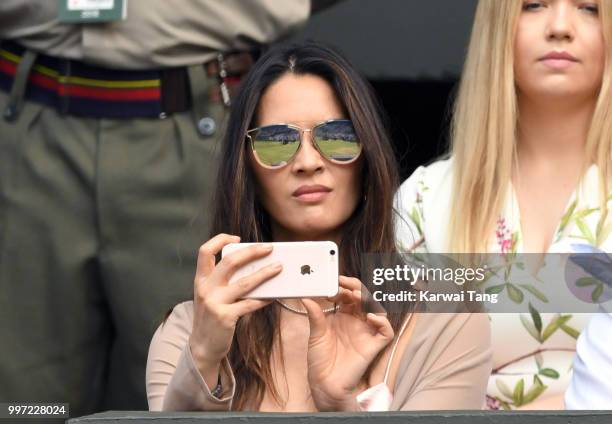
[222,241,339,299]
[189,233,282,389]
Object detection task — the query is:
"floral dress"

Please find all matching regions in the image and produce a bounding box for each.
[394,158,611,410]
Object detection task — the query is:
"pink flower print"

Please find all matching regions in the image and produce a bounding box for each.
[486,395,502,410]
[496,217,514,254]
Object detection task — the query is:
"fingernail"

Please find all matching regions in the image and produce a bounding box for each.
[271,262,282,270]
[261,243,273,250]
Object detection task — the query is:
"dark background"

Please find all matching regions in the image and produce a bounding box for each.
[289,0,479,180]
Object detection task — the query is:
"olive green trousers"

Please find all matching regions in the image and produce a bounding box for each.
[0,66,225,418]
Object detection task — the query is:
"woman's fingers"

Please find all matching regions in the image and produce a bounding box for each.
[366,313,395,341]
[339,275,363,292]
[327,287,354,305]
[301,298,327,341]
[328,284,366,317]
[338,276,366,309]
[340,276,385,315]
[231,298,274,317]
[214,243,274,284]
[223,262,283,301]
[195,234,240,282]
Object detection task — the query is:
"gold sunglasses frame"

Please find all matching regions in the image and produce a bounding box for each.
[246,119,362,169]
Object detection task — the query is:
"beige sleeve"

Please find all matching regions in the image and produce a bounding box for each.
[146,301,236,411]
[391,313,492,410]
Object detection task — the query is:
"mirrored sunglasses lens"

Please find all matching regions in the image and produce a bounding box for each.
[314,121,360,162]
[252,125,300,167]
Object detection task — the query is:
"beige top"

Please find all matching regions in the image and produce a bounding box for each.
[0,0,310,69]
[146,301,492,411]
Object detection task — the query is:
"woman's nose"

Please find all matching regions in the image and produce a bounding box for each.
[546,2,575,42]
[291,130,324,173]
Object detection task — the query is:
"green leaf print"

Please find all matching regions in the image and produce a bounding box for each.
[511,232,520,256]
[486,284,505,295]
[507,284,524,303]
[576,277,598,287]
[558,200,577,234]
[410,207,423,235]
[592,284,604,302]
[521,284,549,303]
[560,324,580,339]
[520,314,542,343]
[539,368,560,379]
[573,208,599,221]
[524,376,547,404]
[575,218,596,245]
[496,379,514,399]
[542,315,572,342]
[513,379,525,406]
[528,303,543,333]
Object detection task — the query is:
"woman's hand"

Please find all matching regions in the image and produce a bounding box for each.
[302,276,394,412]
[188,234,282,388]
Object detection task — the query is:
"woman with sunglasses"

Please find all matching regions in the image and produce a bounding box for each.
[396,0,611,410]
[145,42,491,412]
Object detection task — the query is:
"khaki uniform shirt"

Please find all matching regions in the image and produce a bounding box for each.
[0,0,310,69]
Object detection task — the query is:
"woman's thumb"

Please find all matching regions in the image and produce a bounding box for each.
[301,299,327,340]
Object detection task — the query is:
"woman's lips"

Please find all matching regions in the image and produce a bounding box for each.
[541,58,577,70]
[292,184,332,203]
[539,51,578,70]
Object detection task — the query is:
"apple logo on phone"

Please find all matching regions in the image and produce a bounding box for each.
[301,265,313,275]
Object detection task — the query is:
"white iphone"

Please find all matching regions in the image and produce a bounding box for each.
[221,241,339,299]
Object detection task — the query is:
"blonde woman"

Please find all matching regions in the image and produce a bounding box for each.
[396,0,611,410]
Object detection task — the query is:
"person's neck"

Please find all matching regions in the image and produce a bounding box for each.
[271,224,341,314]
[516,94,594,168]
[271,225,342,246]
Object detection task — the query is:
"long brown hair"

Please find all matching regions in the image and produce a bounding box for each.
[209,41,408,410]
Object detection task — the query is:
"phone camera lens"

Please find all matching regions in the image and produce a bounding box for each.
[330,250,336,256]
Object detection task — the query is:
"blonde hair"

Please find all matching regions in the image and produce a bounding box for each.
[449,0,612,253]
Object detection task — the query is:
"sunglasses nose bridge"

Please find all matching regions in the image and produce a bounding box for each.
[304,127,325,154]
[300,127,313,139]
[292,127,325,167]
[294,127,314,149]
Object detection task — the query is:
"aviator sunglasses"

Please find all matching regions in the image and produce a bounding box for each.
[246,119,362,169]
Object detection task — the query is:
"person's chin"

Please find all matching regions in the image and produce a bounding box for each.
[527,82,592,101]
[291,216,338,235]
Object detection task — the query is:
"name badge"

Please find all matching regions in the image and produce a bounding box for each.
[58,0,127,23]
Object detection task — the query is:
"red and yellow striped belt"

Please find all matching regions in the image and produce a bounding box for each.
[0,41,251,119]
